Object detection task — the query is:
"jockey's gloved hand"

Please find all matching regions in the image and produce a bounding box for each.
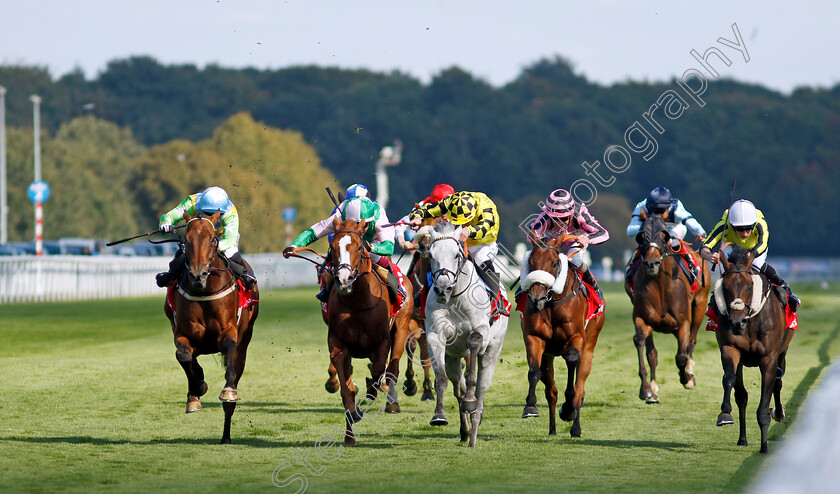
[160,224,174,234]
[363,240,373,251]
[283,247,295,259]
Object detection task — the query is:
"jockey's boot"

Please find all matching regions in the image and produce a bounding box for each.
[316,271,334,302]
[671,239,698,282]
[477,260,509,316]
[228,251,257,290]
[386,271,405,305]
[580,265,604,301]
[156,248,186,287]
[762,263,800,312]
[624,249,640,285]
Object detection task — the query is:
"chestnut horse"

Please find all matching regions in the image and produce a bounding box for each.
[520,232,605,437]
[631,214,709,403]
[327,217,413,445]
[715,244,793,453]
[164,212,259,444]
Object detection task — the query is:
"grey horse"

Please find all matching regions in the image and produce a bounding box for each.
[418,221,508,447]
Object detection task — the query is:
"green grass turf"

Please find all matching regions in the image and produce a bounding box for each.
[1,281,839,493]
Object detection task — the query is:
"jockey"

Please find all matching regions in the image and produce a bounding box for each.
[528,188,609,299]
[154,186,257,289]
[327,183,369,243]
[408,190,504,302]
[700,199,800,312]
[626,186,706,283]
[394,183,455,251]
[283,195,405,304]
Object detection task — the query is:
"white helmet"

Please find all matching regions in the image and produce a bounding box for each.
[728,199,758,227]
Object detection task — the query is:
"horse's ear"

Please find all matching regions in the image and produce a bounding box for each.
[746,248,756,267]
[660,229,671,243]
[210,211,222,224]
[635,232,644,245]
[332,215,341,230]
[184,211,193,222]
[358,219,369,233]
[719,243,732,272]
[527,229,540,245]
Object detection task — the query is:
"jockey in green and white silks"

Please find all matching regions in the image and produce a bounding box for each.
[155,186,257,289]
[285,195,404,302]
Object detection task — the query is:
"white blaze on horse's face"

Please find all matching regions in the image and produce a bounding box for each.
[429,233,461,303]
[336,235,354,291]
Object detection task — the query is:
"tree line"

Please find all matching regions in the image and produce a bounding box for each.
[1,56,837,258]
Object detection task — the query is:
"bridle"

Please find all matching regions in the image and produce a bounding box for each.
[429,235,470,297]
[719,267,766,322]
[332,229,372,287]
[527,244,580,312]
[182,216,234,295]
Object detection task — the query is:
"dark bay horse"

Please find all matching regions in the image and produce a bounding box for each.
[715,244,792,453]
[631,214,710,403]
[164,212,259,444]
[327,217,413,445]
[520,232,605,437]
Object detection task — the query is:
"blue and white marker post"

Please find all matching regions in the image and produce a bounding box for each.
[30,95,45,256]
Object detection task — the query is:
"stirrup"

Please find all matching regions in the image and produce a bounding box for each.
[156,272,171,288]
[315,288,329,302]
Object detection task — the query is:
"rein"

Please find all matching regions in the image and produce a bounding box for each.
[179,217,236,298]
[331,229,387,312]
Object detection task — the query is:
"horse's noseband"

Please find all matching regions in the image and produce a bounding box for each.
[333,229,369,287]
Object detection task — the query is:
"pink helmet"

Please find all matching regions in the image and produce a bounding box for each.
[543,189,575,219]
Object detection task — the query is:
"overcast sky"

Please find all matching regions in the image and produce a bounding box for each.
[1,1,837,94]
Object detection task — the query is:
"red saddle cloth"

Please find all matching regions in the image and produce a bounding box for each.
[705,298,798,331]
[515,279,603,322]
[627,246,699,292]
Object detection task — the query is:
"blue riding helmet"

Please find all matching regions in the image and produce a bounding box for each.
[196,186,233,215]
[346,184,369,200]
[646,186,674,212]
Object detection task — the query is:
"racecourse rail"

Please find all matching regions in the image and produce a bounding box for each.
[0,253,836,304]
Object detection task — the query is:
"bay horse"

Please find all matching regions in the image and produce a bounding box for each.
[520,231,605,437]
[420,221,508,447]
[715,244,793,453]
[327,217,413,445]
[631,214,710,403]
[164,211,259,444]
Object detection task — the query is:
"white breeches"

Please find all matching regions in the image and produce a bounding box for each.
[468,242,498,265]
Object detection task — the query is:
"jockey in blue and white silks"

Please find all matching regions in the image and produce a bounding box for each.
[625,186,706,283]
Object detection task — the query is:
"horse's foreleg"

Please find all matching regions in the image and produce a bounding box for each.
[325,362,340,394]
[675,320,695,388]
[633,318,657,403]
[419,328,435,401]
[403,320,420,397]
[427,332,449,426]
[522,333,545,419]
[735,364,748,446]
[461,331,483,414]
[757,357,778,453]
[539,354,558,435]
[330,343,358,445]
[568,332,598,439]
[175,336,206,413]
[559,341,581,427]
[717,345,740,427]
[444,354,468,442]
[219,336,240,403]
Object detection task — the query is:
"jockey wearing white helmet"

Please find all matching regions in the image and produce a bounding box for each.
[284,195,404,303]
[155,186,257,289]
[700,199,800,312]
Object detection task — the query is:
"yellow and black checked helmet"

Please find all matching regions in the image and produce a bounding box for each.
[447,192,478,225]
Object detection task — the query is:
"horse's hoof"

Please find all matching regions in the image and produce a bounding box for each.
[220,437,232,445]
[346,409,364,424]
[460,399,479,415]
[421,389,435,402]
[325,379,339,394]
[403,379,418,396]
[344,435,356,445]
[683,377,696,389]
[717,413,734,426]
[219,387,239,402]
[522,406,539,418]
[639,389,653,401]
[559,404,577,422]
[186,395,202,413]
[771,406,786,422]
[385,402,401,414]
[430,415,448,426]
[645,394,660,404]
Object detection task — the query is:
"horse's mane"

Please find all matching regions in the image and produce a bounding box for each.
[727,245,752,267]
[433,220,459,236]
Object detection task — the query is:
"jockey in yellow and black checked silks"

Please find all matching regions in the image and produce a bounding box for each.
[410,191,499,246]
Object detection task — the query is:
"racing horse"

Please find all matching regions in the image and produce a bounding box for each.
[326,217,413,445]
[164,211,259,444]
[714,244,793,453]
[420,221,508,447]
[630,214,710,403]
[520,231,605,437]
